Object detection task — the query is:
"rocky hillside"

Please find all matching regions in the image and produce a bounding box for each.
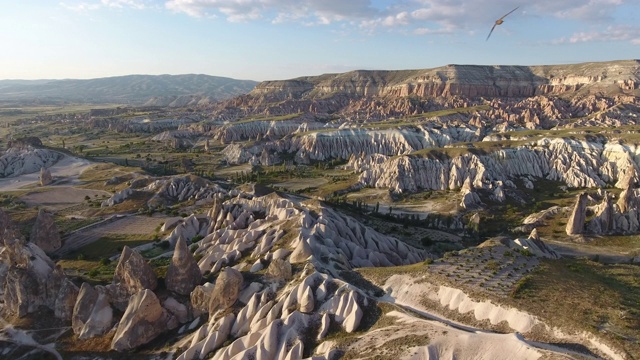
[0,74,258,105]
[206,60,639,120]
[1,187,629,359]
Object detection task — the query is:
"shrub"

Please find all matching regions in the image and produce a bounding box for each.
[99,257,110,266]
[159,240,171,249]
[420,236,434,247]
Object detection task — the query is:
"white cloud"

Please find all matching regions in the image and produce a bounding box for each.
[63,0,638,42]
[556,25,640,45]
[101,0,147,9]
[60,0,149,12]
[60,2,102,12]
[163,0,635,34]
[165,0,381,23]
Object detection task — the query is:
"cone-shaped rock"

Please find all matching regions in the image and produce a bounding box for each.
[72,283,99,334]
[566,192,588,235]
[618,169,637,213]
[113,246,158,293]
[165,237,202,295]
[111,289,177,351]
[80,291,113,339]
[209,267,243,315]
[29,209,62,254]
[1,208,23,246]
[39,167,52,186]
[109,246,158,310]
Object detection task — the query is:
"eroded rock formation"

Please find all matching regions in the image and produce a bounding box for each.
[111,289,178,351]
[29,209,62,254]
[166,237,202,295]
[107,246,158,310]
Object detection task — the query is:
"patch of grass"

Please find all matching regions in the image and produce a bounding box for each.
[505,258,640,356]
[70,233,152,260]
[233,112,302,124]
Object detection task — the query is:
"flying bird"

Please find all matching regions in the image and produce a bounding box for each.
[486,6,519,41]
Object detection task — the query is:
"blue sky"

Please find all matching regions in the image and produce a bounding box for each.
[1,0,639,81]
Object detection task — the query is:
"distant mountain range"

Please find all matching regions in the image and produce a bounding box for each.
[0,74,258,105]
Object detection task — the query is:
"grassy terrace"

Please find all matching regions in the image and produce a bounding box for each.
[232,112,303,124]
[294,105,491,137]
[506,258,640,357]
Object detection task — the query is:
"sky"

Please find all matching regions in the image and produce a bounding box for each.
[1,0,639,81]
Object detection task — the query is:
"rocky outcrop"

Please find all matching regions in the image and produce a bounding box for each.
[146,175,227,208]
[209,267,244,315]
[39,167,52,186]
[459,179,482,209]
[350,137,640,194]
[566,193,589,235]
[617,167,637,213]
[0,215,77,320]
[513,230,560,259]
[196,193,427,276]
[266,258,292,281]
[108,246,157,310]
[176,271,365,360]
[222,125,480,166]
[72,283,113,339]
[0,146,62,178]
[165,237,202,295]
[101,188,134,207]
[29,209,62,254]
[163,214,208,247]
[111,289,178,351]
[207,60,639,122]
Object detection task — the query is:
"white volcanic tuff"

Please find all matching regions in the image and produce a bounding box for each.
[172,193,425,359]
[0,228,79,320]
[151,130,201,142]
[106,246,158,311]
[176,271,365,360]
[566,193,589,235]
[146,175,227,205]
[211,119,326,143]
[581,188,640,235]
[355,153,485,193]
[101,175,227,208]
[111,289,179,351]
[164,214,209,247]
[29,209,62,254]
[222,125,480,165]
[101,188,134,207]
[166,237,203,296]
[351,138,640,193]
[0,147,62,177]
[195,194,427,276]
[39,166,52,186]
[72,283,114,339]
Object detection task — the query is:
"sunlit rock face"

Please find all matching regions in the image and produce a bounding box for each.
[0,146,62,178]
[29,209,62,254]
[0,209,78,320]
[347,137,640,194]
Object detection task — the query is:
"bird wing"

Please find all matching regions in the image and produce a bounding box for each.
[486,24,497,41]
[498,6,519,21]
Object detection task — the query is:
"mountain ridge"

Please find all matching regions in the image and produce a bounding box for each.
[251,59,640,99]
[0,74,258,105]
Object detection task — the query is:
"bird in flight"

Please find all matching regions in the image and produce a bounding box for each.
[486,6,519,41]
